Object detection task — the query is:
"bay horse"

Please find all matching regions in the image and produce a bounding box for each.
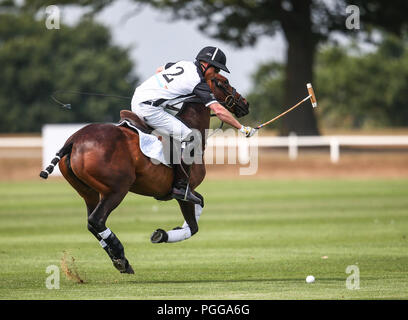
[40,69,249,274]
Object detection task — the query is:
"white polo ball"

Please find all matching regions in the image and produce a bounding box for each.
[306,275,315,283]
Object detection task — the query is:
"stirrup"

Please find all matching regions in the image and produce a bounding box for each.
[171,184,201,205]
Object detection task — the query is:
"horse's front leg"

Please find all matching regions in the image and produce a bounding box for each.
[151,195,204,243]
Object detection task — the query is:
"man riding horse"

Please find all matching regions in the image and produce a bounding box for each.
[131,46,256,205]
[40,46,253,274]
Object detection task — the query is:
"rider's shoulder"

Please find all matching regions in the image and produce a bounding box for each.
[174,61,201,78]
[174,60,196,68]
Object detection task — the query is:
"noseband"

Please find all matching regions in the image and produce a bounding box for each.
[211,78,249,118]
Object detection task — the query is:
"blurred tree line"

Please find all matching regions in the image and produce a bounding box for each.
[17,0,408,135]
[1,0,408,134]
[247,33,408,130]
[0,2,137,133]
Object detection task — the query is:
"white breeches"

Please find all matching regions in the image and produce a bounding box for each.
[131,102,192,142]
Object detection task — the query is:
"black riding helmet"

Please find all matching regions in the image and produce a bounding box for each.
[196,46,230,73]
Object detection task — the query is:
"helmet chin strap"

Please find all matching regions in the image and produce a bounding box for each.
[200,63,212,76]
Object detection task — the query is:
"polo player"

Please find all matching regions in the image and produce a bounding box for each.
[131,46,256,204]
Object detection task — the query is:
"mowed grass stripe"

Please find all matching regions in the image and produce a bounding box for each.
[0,178,407,299]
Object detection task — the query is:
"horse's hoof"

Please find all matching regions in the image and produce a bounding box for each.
[112,258,134,274]
[124,264,135,274]
[150,229,168,243]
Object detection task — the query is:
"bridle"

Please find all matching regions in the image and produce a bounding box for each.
[210,77,249,118]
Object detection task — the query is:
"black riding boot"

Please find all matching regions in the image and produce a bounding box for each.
[171,160,201,205]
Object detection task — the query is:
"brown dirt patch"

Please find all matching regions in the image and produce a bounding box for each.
[204,150,408,179]
[1,147,407,181]
[60,251,85,284]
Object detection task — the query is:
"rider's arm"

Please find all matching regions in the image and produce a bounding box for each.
[208,102,242,129]
[193,80,254,136]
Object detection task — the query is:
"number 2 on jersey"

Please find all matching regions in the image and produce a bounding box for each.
[162,66,184,83]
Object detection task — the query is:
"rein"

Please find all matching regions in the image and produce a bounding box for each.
[51,90,131,109]
[210,78,248,118]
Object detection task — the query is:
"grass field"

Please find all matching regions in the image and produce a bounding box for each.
[0,178,407,300]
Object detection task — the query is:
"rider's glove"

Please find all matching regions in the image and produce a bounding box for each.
[239,125,256,138]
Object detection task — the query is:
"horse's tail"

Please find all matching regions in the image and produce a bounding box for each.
[39,141,73,179]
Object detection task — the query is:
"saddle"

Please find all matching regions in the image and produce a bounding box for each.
[119,110,153,134]
[118,110,177,166]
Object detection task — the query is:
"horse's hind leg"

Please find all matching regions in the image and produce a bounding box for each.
[88,190,134,274]
[59,157,133,274]
[59,154,100,240]
[87,197,135,274]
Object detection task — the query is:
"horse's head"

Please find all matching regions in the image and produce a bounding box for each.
[206,72,250,118]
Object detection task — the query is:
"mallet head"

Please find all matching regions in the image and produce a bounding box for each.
[306,83,317,108]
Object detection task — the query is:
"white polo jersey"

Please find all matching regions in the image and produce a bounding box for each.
[131,60,217,108]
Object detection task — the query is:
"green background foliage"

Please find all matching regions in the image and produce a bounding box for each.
[246,34,408,130]
[0,13,137,133]
[316,35,408,129]
[1,0,408,133]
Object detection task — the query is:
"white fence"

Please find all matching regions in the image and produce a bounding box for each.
[1,125,408,176]
[229,134,408,163]
[41,124,87,175]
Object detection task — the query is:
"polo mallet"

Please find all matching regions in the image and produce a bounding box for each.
[255,83,317,130]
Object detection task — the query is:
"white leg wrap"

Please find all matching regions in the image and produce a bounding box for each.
[167,204,203,243]
[166,227,192,243]
[98,228,112,240]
